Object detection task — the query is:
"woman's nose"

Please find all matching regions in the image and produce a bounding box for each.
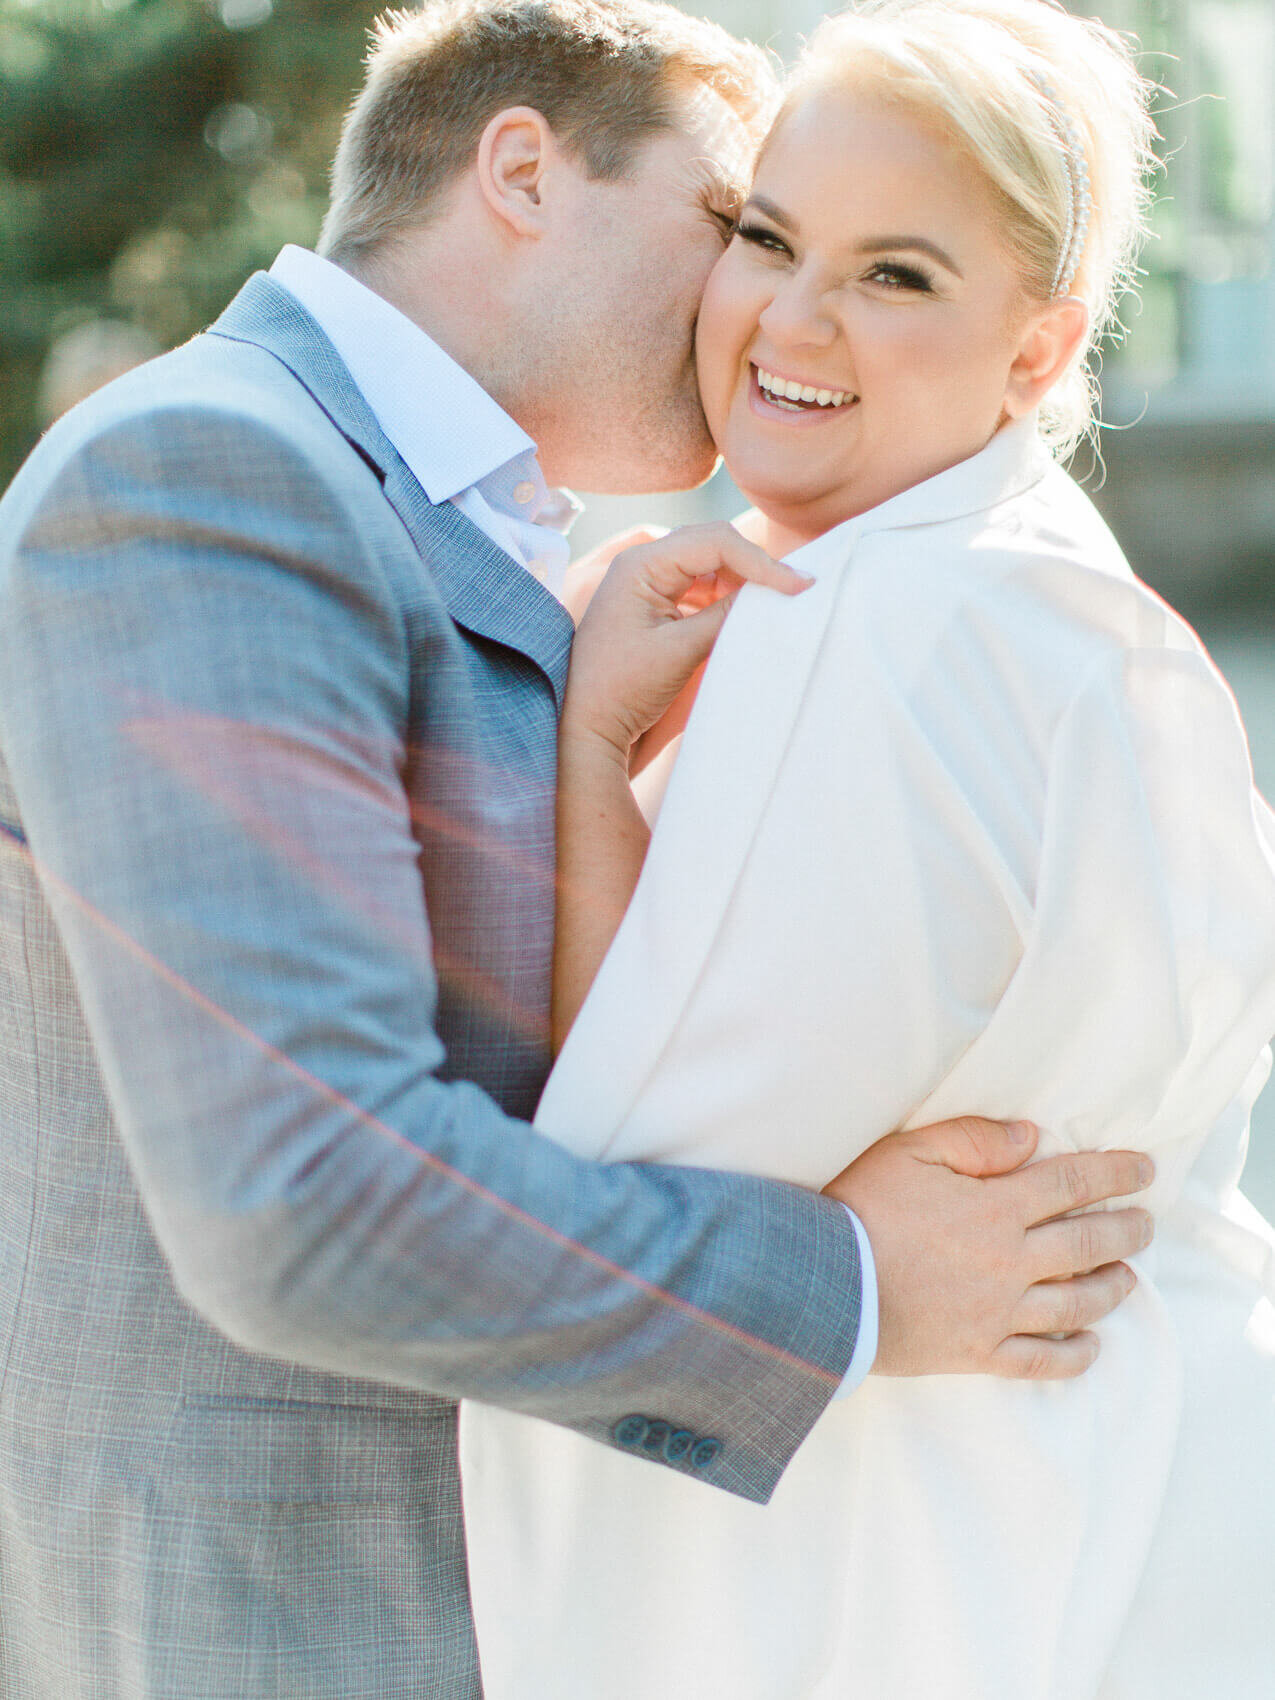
[757,277,838,348]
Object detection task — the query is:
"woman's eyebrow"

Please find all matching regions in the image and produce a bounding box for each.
[740,201,963,279]
[741,194,794,229]
[857,235,963,277]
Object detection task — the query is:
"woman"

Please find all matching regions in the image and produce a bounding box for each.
[461,2,1275,1695]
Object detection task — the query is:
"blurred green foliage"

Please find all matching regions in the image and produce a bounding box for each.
[0,0,380,480]
[1,0,1262,483]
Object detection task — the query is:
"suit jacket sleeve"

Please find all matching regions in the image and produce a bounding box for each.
[0,398,860,1503]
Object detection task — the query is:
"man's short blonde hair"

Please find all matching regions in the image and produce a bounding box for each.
[318,0,777,266]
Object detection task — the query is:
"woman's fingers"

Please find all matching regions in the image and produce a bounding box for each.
[564,523,813,760]
[642,590,735,678]
[1026,1205,1153,1282]
[614,523,812,610]
[564,525,668,622]
[1012,1262,1137,1337]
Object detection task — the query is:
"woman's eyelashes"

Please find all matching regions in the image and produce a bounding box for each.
[864,259,936,294]
[734,222,791,257]
[734,226,937,295]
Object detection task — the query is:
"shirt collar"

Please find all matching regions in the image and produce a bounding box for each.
[268,245,538,506]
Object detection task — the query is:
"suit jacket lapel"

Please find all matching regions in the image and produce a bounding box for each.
[379,459,574,711]
[209,272,575,711]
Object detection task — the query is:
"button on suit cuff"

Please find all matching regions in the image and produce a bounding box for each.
[831,1206,878,1398]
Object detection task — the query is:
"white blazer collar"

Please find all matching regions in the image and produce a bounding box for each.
[787,415,1052,580]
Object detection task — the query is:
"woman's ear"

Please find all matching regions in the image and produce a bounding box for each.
[1002,295,1089,419]
[475,106,558,238]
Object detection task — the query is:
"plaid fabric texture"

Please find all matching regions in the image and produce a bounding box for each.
[0,276,861,1698]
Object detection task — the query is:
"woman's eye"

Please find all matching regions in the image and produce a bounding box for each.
[735,223,791,258]
[865,260,935,293]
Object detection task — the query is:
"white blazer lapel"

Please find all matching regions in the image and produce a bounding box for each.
[536,522,861,1152]
[536,419,1051,1151]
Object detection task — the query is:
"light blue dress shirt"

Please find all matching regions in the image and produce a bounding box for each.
[268,244,878,1396]
[269,246,578,598]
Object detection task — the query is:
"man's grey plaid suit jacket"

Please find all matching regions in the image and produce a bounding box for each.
[0,273,862,1699]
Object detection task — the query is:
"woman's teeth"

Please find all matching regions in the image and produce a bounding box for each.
[755,366,853,410]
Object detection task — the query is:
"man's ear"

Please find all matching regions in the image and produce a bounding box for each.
[1002,295,1089,419]
[475,106,560,238]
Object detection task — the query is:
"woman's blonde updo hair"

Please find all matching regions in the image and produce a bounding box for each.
[783,0,1160,457]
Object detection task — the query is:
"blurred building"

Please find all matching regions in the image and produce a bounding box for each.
[1092,0,1275,617]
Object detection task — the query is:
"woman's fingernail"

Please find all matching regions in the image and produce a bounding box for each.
[1008,1120,1034,1144]
[1138,1157,1155,1187]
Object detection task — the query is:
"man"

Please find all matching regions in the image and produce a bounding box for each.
[0,2,1152,1695]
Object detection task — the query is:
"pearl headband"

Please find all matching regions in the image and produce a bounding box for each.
[1033,74,1091,295]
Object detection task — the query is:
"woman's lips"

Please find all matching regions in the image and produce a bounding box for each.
[747,364,858,425]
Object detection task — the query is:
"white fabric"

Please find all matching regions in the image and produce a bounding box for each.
[268,246,576,594]
[831,1206,878,1396]
[460,417,1275,1699]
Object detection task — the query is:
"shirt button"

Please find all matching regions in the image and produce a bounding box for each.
[528,558,549,582]
[513,480,537,504]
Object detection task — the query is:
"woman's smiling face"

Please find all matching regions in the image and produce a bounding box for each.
[696,85,1048,547]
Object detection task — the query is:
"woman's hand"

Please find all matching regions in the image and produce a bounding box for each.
[552,524,811,1050]
[562,525,668,625]
[562,522,813,767]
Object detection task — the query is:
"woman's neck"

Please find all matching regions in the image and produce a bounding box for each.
[731,507,817,561]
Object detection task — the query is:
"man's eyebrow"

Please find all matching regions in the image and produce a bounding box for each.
[695,157,746,216]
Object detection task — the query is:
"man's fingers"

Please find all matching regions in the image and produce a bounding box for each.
[1012,1262,1136,1336]
[1013,1148,1154,1225]
[907,1115,1039,1178]
[1027,1206,1152,1281]
[989,1331,1101,1381]
[908,1135,1154,1215]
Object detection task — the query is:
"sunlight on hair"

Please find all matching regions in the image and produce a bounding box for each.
[787,0,1163,461]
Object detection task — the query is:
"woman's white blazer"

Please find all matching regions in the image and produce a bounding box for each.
[461,417,1275,1700]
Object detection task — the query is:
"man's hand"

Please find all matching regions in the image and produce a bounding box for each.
[825,1119,1154,1380]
